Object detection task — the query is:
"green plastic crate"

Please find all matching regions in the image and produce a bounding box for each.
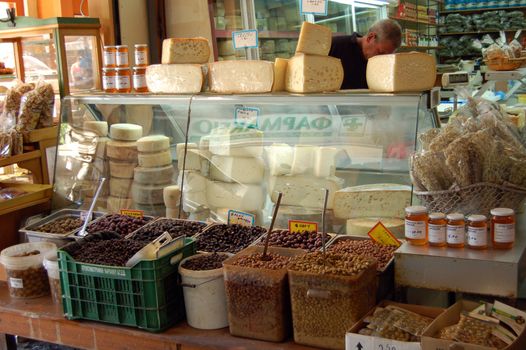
[58,237,196,332]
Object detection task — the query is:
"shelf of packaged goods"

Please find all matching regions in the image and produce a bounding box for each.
[400,45,442,49]
[440,6,526,15]
[389,16,438,26]
[214,30,347,39]
[440,29,522,35]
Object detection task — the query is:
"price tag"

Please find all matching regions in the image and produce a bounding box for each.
[300,0,328,15]
[367,222,401,247]
[234,106,260,128]
[120,209,144,219]
[228,210,255,227]
[289,220,318,233]
[232,29,258,49]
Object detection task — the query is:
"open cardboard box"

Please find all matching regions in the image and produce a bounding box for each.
[346,300,446,350]
[421,300,526,350]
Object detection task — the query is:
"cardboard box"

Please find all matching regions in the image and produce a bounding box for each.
[346,300,445,350]
[422,300,526,350]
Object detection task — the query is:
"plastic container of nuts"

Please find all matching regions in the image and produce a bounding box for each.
[43,252,61,304]
[223,246,306,342]
[288,251,378,349]
[0,242,57,298]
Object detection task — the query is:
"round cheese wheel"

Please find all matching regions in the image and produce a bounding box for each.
[84,121,109,137]
[165,206,181,219]
[106,140,138,161]
[107,196,133,213]
[138,149,172,168]
[137,135,170,153]
[134,165,174,184]
[110,123,143,141]
[109,160,137,179]
[163,185,181,208]
[109,177,133,197]
[131,182,167,205]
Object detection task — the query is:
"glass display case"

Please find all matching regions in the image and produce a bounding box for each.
[56,92,437,233]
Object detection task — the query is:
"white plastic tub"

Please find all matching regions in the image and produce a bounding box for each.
[43,252,61,304]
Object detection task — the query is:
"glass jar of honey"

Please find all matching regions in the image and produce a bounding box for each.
[428,212,446,247]
[116,45,129,67]
[134,44,149,66]
[132,66,148,93]
[491,208,515,249]
[103,46,117,68]
[102,68,116,93]
[404,206,428,246]
[446,213,465,248]
[115,67,131,93]
[467,215,488,250]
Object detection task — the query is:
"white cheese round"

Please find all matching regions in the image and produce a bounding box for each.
[134,165,174,184]
[138,149,172,168]
[109,123,143,141]
[84,121,108,137]
[346,217,405,238]
[136,135,170,153]
[106,140,138,161]
[131,182,167,205]
[109,160,137,179]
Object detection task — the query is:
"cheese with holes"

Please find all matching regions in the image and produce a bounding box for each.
[182,191,208,212]
[137,135,170,153]
[134,165,174,184]
[132,182,166,204]
[210,155,264,184]
[110,123,143,141]
[106,140,138,161]
[272,58,288,92]
[333,184,412,219]
[163,185,181,208]
[109,177,133,197]
[176,143,201,170]
[346,217,405,238]
[315,147,340,178]
[138,149,172,167]
[208,127,263,157]
[161,37,211,64]
[84,121,108,137]
[206,181,265,211]
[286,54,343,93]
[178,171,208,192]
[208,60,274,93]
[291,145,316,175]
[366,52,437,92]
[295,22,332,56]
[146,64,204,94]
[265,143,293,176]
[107,196,133,213]
[268,175,343,209]
[109,160,137,179]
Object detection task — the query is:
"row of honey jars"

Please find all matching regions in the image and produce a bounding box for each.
[404,206,516,249]
[103,44,149,68]
[102,66,147,93]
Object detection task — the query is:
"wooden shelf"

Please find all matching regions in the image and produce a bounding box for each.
[389,16,438,26]
[214,30,348,39]
[440,29,521,36]
[0,150,41,168]
[440,6,526,15]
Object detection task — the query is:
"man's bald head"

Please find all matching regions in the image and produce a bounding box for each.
[361,19,402,59]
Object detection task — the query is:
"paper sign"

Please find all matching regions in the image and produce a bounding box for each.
[228,210,255,227]
[232,29,258,49]
[346,333,421,350]
[300,0,328,15]
[289,220,318,233]
[367,221,401,247]
[234,106,260,128]
[120,209,144,219]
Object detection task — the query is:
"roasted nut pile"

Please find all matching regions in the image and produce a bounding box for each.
[288,251,377,276]
[36,217,83,234]
[6,265,49,298]
[197,224,266,253]
[328,239,397,271]
[257,230,329,252]
[86,214,151,237]
[452,314,495,346]
[230,252,291,270]
[181,253,229,271]
[70,238,146,266]
[132,219,206,242]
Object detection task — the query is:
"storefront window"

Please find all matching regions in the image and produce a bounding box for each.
[64,35,98,92]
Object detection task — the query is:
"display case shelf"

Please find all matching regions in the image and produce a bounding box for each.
[440,6,526,15]
[440,29,522,36]
[389,16,438,26]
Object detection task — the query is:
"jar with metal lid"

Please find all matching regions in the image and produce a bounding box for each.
[467,215,488,250]
[132,66,148,93]
[134,44,149,66]
[115,67,131,93]
[116,45,129,67]
[446,213,465,248]
[102,68,116,93]
[491,208,515,249]
[404,206,428,246]
[428,212,446,247]
[103,46,117,68]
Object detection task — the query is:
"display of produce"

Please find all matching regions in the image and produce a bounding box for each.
[256,229,330,252]
[35,217,83,234]
[328,238,397,271]
[84,214,151,237]
[196,224,266,253]
[208,60,274,94]
[130,218,206,242]
[180,252,229,270]
[161,37,211,64]
[146,64,204,93]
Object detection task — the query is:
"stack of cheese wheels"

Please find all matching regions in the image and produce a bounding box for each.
[132,135,173,216]
[106,123,143,213]
[163,185,181,219]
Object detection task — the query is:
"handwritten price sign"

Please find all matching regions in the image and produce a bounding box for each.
[234,106,260,128]
[232,30,258,49]
[228,210,255,227]
[367,222,401,247]
[289,220,318,234]
[300,0,328,15]
[120,209,144,219]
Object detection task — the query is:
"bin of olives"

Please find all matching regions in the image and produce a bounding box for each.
[80,213,153,238]
[256,229,333,252]
[195,224,266,254]
[127,218,207,243]
[223,246,306,342]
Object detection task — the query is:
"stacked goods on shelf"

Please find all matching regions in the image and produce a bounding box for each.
[107,123,143,213]
[444,0,526,11]
[441,12,526,33]
[132,135,174,216]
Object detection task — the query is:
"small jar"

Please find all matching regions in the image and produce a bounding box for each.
[491,208,515,249]
[447,213,465,248]
[116,45,129,67]
[405,206,428,246]
[115,67,131,93]
[103,46,117,68]
[467,215,488,250]
[102,68,117,93]
[132,66,148,93]
[428,212,446,247]
[134,44,149,66]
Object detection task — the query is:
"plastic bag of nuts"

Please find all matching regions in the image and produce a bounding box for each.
[0,242,57,298]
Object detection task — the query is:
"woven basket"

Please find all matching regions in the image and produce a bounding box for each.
[484,57,525,71]
[414,182,526,217]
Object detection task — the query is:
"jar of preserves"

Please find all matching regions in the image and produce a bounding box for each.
[446,213,465,248]
[132,66,148,93]
[103,46,117,68]
[405,206,428,246]
[491,208,515,249]
[115,67,131,93]
[134,44,149,66]
[428,212,446,247]
[116,45,129,67]
[467,215,488,250]
[102,68,117,93]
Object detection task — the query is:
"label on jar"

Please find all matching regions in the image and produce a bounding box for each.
[116,75,131,90]
[135,50,148,66]
[405,219,426,239]
[447,225,465,244]
[9,277,23,289]
[494,223,515,243]
[103,51,116,67]
[133,73,147,89]
[116,51,129,66]
[102,75,115,91]
[468,226,487,246]
[428,223,446,243]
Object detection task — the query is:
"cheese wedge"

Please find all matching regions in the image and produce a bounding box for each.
[286,54,343,93]
[296,21,332,56]
[161,37,210,64]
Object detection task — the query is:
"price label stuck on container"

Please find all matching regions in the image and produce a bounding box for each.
[300,0,328,15]
[289,220,318,234]
[234,106,260,128]
[120,209,144,219]
[368,222,401,247]
[232,29,259,49]
[228,210,255,227]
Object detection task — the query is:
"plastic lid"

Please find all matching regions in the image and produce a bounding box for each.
[405,206,427,214]
[103,45,117,49]
[490,208,515,216]
[446,213,464,221]
[0,242,57,270]
[134,44,148,47]
[468,214,487,222]
[116,45,128,49]
[429,212,446,220]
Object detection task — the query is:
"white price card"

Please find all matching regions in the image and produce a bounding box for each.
[228,210,255,227]
[234,106,260,128]
[232,29,258,49]
[300,0,328,15]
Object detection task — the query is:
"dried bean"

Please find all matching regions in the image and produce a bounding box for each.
[181,253,229,271]
[288,251,376,276]
[197,224,266,253]
[86,214,151,237]
[230,253,290,270]
[36,217,83,234]
[132,219,206,243]
[328,239,396,271]
[70,238,146,266]
[257,230,329,252]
